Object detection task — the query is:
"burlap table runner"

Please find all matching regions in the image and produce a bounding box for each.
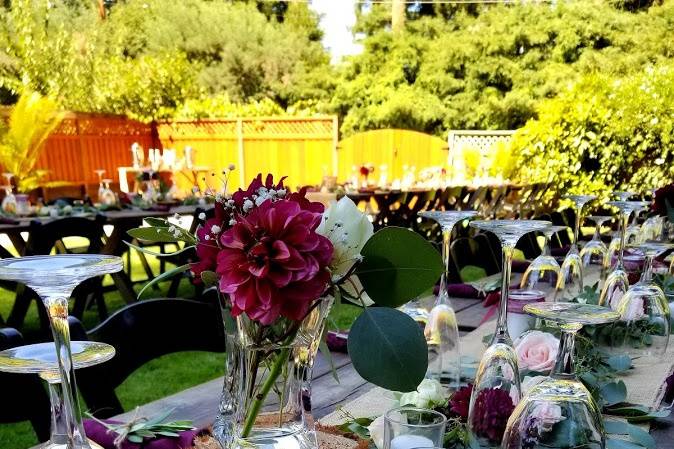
[318,321,674,426]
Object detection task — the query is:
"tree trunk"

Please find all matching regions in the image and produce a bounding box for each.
[392,0,406,33]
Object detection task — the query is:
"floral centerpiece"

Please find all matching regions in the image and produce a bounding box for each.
[129,172,443,449]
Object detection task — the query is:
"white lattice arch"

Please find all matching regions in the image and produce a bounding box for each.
[447,129,516,181]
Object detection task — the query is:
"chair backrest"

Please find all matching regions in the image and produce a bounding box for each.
[472,233,502,275]
[75,298,226,417]
[0,327,51,441]
[25,215,107,256]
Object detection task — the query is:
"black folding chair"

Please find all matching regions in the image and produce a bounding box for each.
[75,298,226,417]
[0,327,51,441]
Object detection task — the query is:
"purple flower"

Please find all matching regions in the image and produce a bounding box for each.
[470,387,515,443]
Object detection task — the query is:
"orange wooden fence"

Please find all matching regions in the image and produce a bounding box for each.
[31,113,338,192]
[35,112,155,185]
[157,117,338,191]
[337,129,448,181]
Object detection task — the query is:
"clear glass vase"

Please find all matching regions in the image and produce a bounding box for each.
[213,297,333,449]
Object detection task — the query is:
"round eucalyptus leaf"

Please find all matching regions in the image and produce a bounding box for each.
[347,307,427,392]
[356,227,443,308]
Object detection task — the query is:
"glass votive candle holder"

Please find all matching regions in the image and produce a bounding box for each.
[383,406,447,449]
[507,289,546,340]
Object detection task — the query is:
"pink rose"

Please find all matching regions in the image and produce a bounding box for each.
[530,402,565,433]
[515,331,559,373]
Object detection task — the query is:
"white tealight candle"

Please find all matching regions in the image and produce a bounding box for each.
[389,434,435,449]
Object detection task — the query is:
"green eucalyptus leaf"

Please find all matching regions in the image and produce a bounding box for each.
[607,439,643,449]
[347,307,427,392]
[356,227,443,307]
[125,240,195,258]
[600,380,627,406]
[145,217,171,227]
[128,227,180,243]
[201,270,218,287]
[627,409,671,423]
[606,355,632,372]
[138,264,191,299]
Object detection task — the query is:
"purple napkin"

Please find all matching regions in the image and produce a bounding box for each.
[84,419,198,449]
[433,283,482,298]
[551,245,571,257]
[511,259,531,273]
[326,331,348,353]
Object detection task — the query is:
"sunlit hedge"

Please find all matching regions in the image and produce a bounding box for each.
[512,64,674,203]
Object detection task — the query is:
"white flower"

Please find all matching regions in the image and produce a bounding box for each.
[277,188,287,197]
[204,235,210,241]
[168,225,176,233]
[367,415,385,449]
[398,379,445,409]
[243,199,254,212]
[316,197,373,279]
[211,225,221,235]
[198,212,206,220]
[229,219,237,226]
[521,375,547,394]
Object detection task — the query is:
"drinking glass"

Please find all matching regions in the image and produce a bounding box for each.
[520,225,566,293]
[0,341,115,449]
[554,195,596,302]
[599,201,650,309]
[467,219,551,446]
[502,302,620,449]
[100,179,116,206]
[612,241,673,366]
[383,407,447,449]
[580,215,611,287]
[94,169,106,203]
[0,255,123,449]
[613,191,634,201]
[625,206,648,245]
[417,210,478,388]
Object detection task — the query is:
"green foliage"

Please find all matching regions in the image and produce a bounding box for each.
[0,0,332,120]
[356,226,444,308]
[333,1,674,137]
[0,90,62,192]
[512,63,674,201]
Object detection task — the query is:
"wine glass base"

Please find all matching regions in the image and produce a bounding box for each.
[0,341,115,375]
[503,378,604,449]
[39,439,102,449]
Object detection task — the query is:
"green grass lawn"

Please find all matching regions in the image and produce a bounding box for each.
[0,246,361,449]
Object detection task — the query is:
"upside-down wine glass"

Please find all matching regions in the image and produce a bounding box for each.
[554,195,596,302]
[599,201,651,309]
[467,219,551,446]
[625,205,649,245]
[502,302,620,449]
[0,255,123,448]
[520,225,566,294]
[580,216,612,288]
[612,241,673,366]
[417,210,478,388]
[0,341,116,449]
[94,169,106,204]
[613,191,634,201]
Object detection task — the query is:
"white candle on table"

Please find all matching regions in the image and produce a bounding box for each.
[389,434,435,449]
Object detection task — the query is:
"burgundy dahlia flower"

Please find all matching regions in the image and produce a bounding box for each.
[653,184,674,217]
[217,199,333,325]
[470,387,515,443]
[449,384,473,421]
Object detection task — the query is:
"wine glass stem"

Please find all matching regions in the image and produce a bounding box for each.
[44,295,90,448]
[641,255,654,283]
[440,226,451,293]
[542,233,552,257]
[573,206,581,249]
[495,244,514,344]
[46,379,69,445]
[551,325,581,378]
[618,212,629,268]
